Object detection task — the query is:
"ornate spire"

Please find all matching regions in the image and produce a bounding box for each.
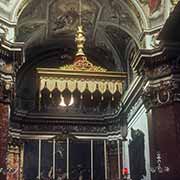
[59,25,107,72]
[75,25,86,56]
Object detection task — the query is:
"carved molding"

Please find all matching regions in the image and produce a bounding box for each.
[19,123,107,134]
[142,79,180,109]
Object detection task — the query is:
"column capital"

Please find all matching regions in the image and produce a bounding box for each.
[142,79,180,109]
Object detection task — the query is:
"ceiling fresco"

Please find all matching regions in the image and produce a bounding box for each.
[15,0,141,42]
[1,0,176,71]
[48,0,98,38]
[137,0,165,27]
[0,0,177,25]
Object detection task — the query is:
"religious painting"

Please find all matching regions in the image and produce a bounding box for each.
[139,0,161,13]
[17,0,47,24]
[16,0,47,42]
[48,0,98,38]
[16,23,45,42]
[129,128,146,180]
[138,0,164,21]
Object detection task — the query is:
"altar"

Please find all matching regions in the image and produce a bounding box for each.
[23,136,122,180]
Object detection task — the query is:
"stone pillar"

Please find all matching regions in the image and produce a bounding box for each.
[0,103,9,179]
[141,46,180,180]
[0,77,13,180]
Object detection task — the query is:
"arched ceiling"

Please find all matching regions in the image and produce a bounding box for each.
[4,0,172,72]
[10,0,145,71]
[0,0,176,45]
[0,0,148,26]
[15,0,143,42]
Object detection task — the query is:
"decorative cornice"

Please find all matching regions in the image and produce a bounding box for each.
[139,25,162,41]
[8,128,124,141]
[0,39,24,51]
[133,42,180,75]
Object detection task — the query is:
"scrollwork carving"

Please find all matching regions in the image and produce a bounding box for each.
[142,80,180,109]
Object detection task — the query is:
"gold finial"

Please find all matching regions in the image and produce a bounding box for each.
[75,25,86,56]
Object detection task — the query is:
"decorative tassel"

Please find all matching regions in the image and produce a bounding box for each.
[91,94,93,100]
[80,94,83,99]
[101,96,104,101]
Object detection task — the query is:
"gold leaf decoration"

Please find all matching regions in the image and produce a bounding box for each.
[59,55,107,72]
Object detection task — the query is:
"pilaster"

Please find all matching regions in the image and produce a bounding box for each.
[0,45,16,180]
[0,81,11,180]
[139,43,180,180]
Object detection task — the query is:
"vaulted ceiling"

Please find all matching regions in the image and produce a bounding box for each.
[0,0,149,71]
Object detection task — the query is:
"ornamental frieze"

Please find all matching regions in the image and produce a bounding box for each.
[142,79,180,109]
[20,124,107,134]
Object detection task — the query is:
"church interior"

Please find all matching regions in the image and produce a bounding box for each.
[0,0,180,180]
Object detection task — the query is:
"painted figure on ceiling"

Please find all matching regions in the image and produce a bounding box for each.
[148,0,161,13]
[139,0,165,19]
[139,0,161,13]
